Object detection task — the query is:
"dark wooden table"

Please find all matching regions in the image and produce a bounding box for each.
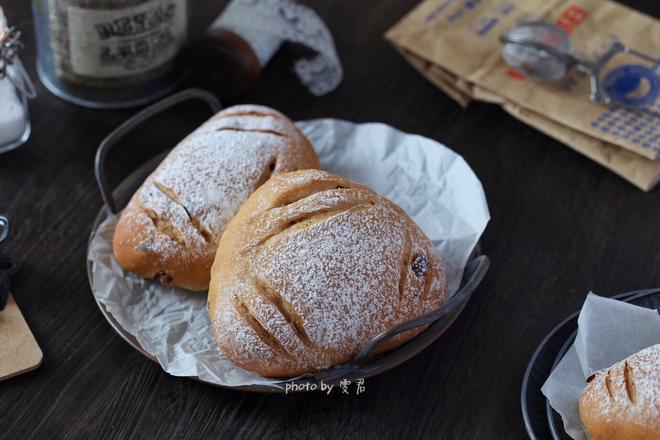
[1,1,659,439]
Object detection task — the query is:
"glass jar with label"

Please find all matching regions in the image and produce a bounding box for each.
[1,7,36,154]
[32,0,189,109]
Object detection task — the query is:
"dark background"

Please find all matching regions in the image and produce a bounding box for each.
[1,1,659,439]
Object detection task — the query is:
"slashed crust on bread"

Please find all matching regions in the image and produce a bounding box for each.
[113,105,320,291]
[208,170,448,377]
[579,343,660,440]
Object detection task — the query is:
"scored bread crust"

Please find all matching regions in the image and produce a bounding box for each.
[113,105,320,291]
[208,170,448,377]
[579,343,660,440]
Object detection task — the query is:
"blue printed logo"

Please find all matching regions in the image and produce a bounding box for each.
[602,64,660,108]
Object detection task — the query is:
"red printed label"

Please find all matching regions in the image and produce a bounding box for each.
[555,5,589,35]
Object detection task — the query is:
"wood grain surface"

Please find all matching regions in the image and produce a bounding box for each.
[1,1,659,439]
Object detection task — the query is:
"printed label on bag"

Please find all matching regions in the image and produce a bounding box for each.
[67,0,187,78]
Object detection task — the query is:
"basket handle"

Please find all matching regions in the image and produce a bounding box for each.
[95,88,222,214]
[283,254,490,386]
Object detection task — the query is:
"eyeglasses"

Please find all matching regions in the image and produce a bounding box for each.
[500,22,660,116]
[0,215,21,311]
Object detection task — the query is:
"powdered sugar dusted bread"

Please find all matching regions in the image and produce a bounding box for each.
[208,170,448,377]
[113,105,319,291]
[579,343,660,440]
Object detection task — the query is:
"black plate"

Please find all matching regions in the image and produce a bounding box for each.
[521,288,660,440]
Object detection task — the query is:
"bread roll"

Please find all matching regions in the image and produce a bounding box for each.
[113,105,319,291]
[579,343,660,440]
[208,170,448,377]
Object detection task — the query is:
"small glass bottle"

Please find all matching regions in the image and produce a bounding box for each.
[187,0,284,99]
[0,8,36,154]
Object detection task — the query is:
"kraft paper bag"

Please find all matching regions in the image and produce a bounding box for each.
[386,0,660,190]
[387,0,557,97]
[394,44,660,190]
[393,46,474,107]
[503,102,660,191]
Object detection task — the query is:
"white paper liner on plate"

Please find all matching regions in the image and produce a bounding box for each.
[541,293,660,440]
[88,119,490,387]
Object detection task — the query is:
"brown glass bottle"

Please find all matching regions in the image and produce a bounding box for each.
[186,28,262,100]
[186,0,284,100]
